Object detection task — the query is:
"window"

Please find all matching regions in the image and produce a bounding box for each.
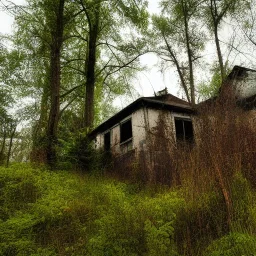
[120,119,132,143]
[175,118,194,142]
[104,131,111,151]
[120,119,133,153]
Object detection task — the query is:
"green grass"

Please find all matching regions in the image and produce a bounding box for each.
[0,164,256,255]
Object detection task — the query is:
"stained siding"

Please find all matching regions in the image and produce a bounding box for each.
[111,125,120,154]
[94,108,194,154]
[235,71,256,98]
[131,108,147,151]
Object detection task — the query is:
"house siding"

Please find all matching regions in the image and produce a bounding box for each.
[235,70,256,99]
[94,107,194,155]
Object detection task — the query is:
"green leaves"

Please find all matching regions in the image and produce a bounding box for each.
[0,164,184,255]
[205,233,256,256]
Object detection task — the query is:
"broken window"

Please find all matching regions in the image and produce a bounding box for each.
[104,131,111,151]
[175,118,194,142]
[120,119,133,153]
[120,119,132,143]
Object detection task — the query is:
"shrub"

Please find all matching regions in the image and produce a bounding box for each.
[61,132,106,173]
[204,232,256,256]
[0,164,185,256]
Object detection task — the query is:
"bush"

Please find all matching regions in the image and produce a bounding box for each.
[61,132,106,173]
[204,232,256,256]
[0,164,185,256]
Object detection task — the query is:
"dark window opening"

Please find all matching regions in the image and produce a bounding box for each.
[104,131,111,151]
[175,118,194,142]
[120,119,132,143]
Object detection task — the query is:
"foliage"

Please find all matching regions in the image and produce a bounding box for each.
[0,155,256,256]
[0,164,184,255]
[204,232,256,256]
[150,0,205,104]
[60,132,104,172]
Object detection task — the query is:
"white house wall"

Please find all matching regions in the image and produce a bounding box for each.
[111,124,120,154]
[131,108,147,151]
[94,107,194,154]
[95,133,103,149]
[235,71,256,98]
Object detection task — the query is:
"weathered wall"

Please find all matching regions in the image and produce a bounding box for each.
[131,108,147,151]
[95,133,103,149]
[235,70,256,98]
[111,124,120,154]
[94,107,194,155]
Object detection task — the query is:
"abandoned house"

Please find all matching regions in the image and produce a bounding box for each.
[90,65,256,158]
[90,90,195,157]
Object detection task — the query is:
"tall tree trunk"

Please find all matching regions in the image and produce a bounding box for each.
[214,24,225,82]
[164,36,191,103]
[46,0,65,168]
[210,0,225,82]
[0,129,7,164]
[84,7,100,131]
[183,1,195,105]
[31,83,49,163]
[6,125,16,168]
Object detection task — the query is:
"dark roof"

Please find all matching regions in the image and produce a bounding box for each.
[227,65,256,80]
[89,94,193,137]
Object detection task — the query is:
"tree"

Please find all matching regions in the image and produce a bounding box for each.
[12,0,80,167]
[2,0,148,167]
[67,0,149,130]
[203,0,248,82]
[151,0,205,105]
[45,0,66,167]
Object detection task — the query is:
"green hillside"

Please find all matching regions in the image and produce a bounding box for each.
[1,164,256,256]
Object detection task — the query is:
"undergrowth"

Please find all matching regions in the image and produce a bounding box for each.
[1,163,256,255]
[0,164,184,256]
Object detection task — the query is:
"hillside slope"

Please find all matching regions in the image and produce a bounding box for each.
[1,164,256,255]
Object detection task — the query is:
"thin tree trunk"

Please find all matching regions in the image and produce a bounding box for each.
[6,125,16,168]
[0,129,6,155]
[214,24,225,82]
[210,0,225,82]
[46,0,65,168]
[84,7,100,131]
[0,129,7,164]
[183,1,195,105]
[31,83,49,162]
[163,35,191,103]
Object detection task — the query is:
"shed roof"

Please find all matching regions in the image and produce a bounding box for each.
[198,65,256,109]
[226,65,256,80]
[89,94,193,137]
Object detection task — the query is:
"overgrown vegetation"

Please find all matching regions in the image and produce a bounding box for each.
[1,105,256,256]
[100,93,256,255]
[0,164,183,255]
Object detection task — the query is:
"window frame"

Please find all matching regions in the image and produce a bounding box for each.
[104,130,111,151]
[119,118,133,153]
[174,117,194,143]
[120,118,133,144]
